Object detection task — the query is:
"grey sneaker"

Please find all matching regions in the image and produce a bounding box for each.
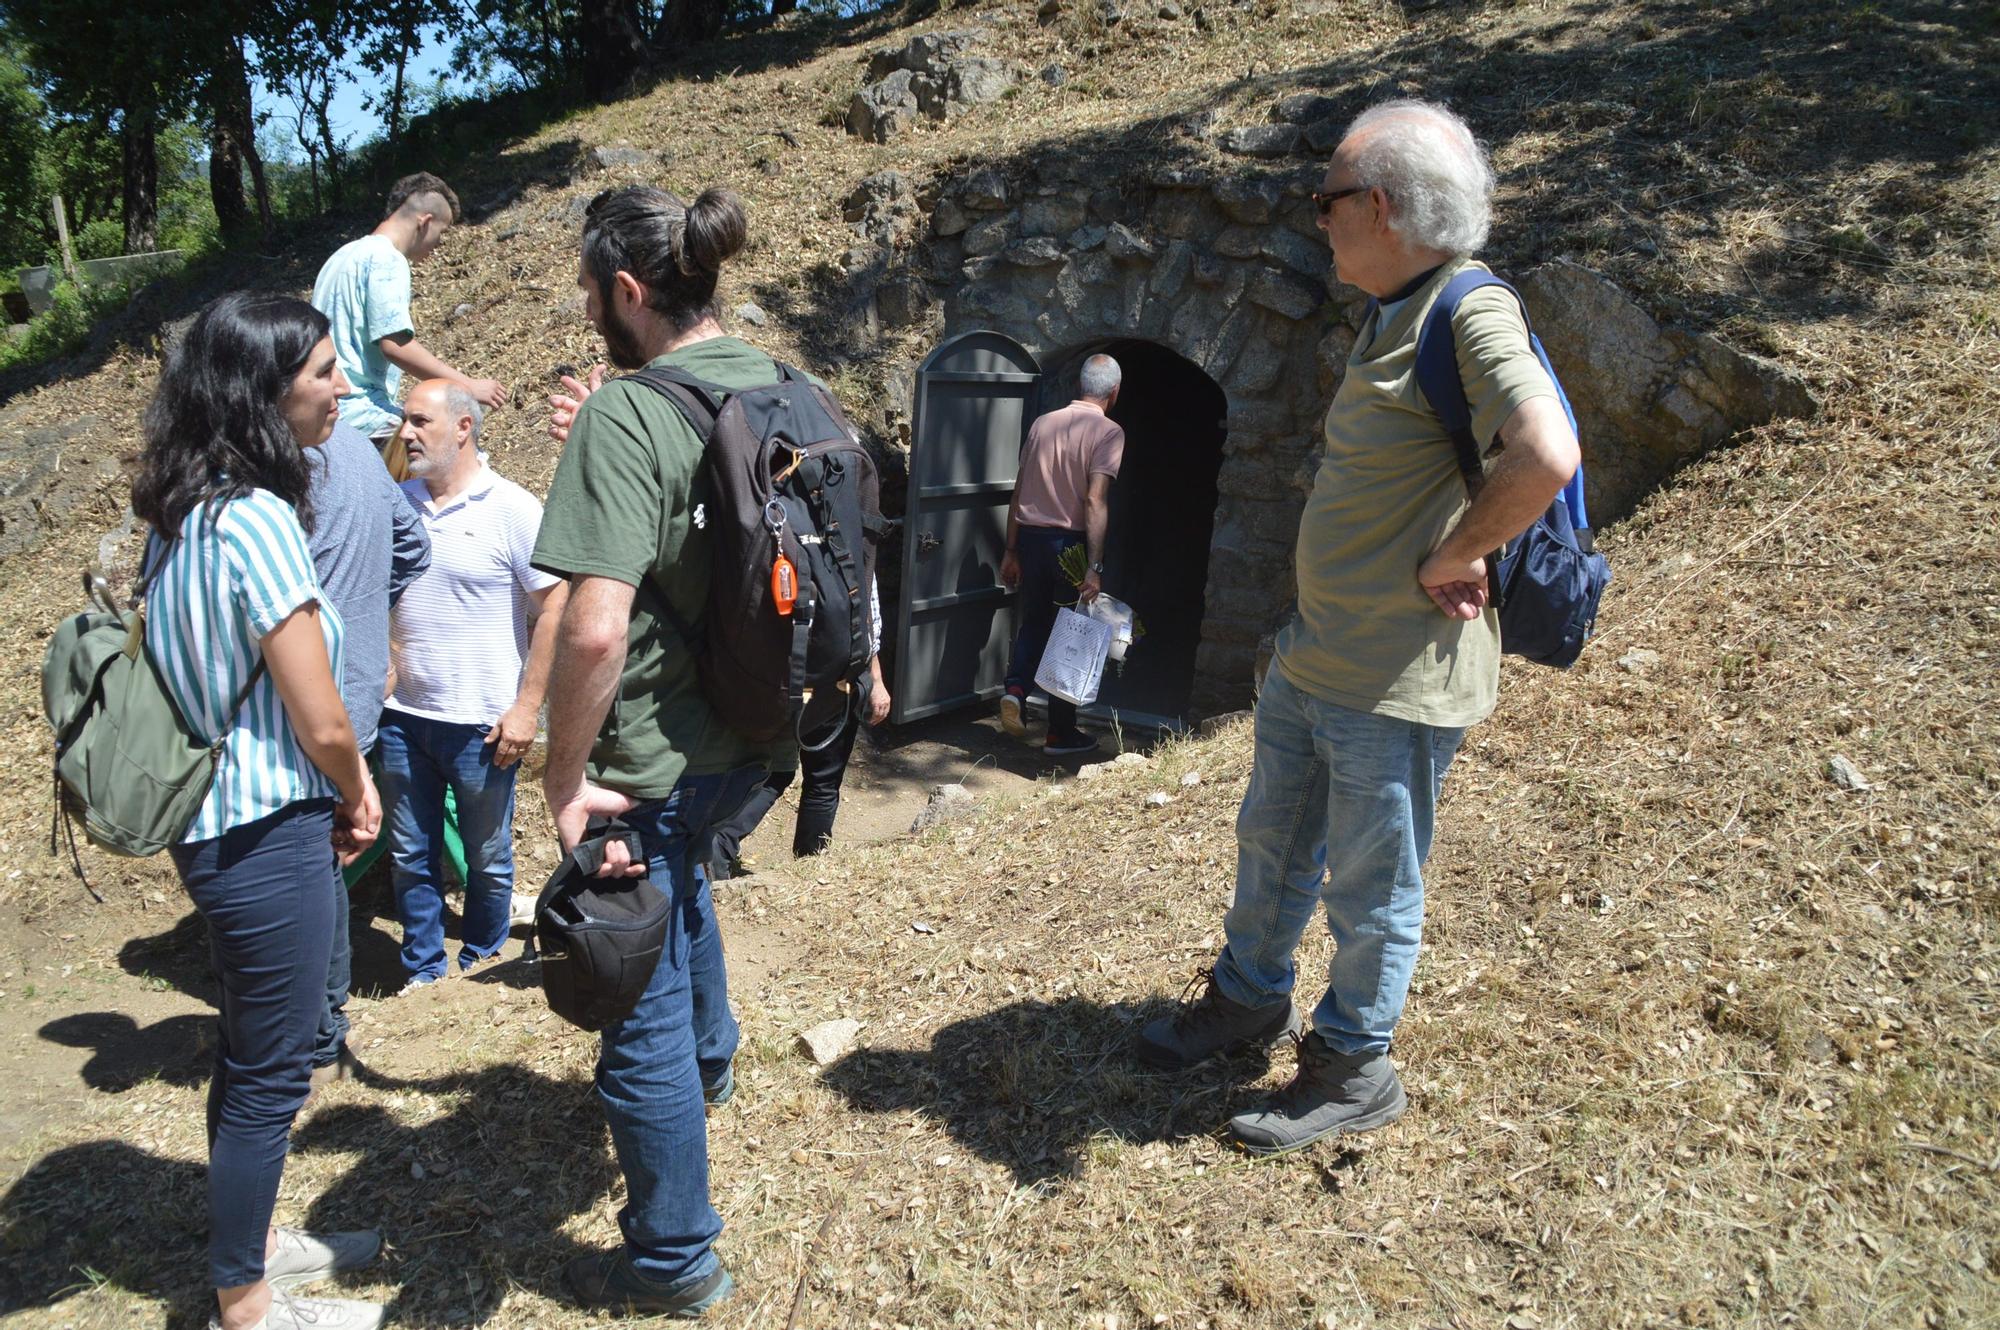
[1135,968,1303,1070]
[208,1288,385,1330]
[564,1249,734,1317]
[265,1226,384,1291]
[1226,1031,1407,1155]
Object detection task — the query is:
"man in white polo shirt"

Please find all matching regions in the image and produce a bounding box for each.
[380,378,569,990]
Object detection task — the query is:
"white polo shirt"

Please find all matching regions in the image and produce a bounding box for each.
[387,461,561,727]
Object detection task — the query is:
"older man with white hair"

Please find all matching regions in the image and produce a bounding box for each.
[1138,100,1581,1153]
[379,379,568,990]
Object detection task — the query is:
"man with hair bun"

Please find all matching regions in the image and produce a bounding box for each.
[1138,100,1583,1155]
[311,172,509,479]
[533,184,782,1318]
[998,351,1125,757]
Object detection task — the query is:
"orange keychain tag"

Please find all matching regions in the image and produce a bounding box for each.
[771,554,797,616]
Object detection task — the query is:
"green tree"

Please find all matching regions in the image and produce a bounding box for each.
[4,1,203,253]
[0,48,54,271]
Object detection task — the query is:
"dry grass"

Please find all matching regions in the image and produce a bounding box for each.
[1,0,1998,1325]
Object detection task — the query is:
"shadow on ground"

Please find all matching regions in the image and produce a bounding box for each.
[0,1062,618,1329]
[820,997,1309,1187]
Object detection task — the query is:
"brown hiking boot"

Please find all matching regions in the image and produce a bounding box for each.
[1135,968,1303,1070]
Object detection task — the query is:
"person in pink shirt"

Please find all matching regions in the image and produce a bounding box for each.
[998,353,1124,756]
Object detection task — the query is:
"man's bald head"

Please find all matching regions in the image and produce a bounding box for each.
[399,378,482,486]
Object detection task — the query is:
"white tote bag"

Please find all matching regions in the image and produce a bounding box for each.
[1034,607,1113,707]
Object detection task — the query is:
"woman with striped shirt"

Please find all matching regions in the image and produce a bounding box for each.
[132,292,389,1330]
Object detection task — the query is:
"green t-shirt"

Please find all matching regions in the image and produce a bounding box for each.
[532,337,777,799]
[1276,259,1556,729]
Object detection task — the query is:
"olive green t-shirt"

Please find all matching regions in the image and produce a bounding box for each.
[1275,259,1557,729]
[532,337,776,799]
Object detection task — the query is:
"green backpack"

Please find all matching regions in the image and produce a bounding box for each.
[42,560,263,882]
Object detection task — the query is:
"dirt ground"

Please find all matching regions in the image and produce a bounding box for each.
[0,0,1996,1327]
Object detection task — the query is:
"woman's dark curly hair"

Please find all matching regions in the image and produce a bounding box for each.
[131,291,330,539]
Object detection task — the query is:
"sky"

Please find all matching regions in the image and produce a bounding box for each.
[253,40,460,162]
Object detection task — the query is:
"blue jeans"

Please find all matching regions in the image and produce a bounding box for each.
[169,799,338,1288]
[1004,525,1085,738]
[598,765,764,1288]
[378,710,519,982]
[1212,664,1465,1055]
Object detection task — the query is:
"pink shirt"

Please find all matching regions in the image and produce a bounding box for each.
[1012,401,1125,531]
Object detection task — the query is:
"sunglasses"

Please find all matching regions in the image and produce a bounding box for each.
[1311,185,1368,216]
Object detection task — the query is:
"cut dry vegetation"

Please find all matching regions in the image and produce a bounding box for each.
[0,0,1996,1327]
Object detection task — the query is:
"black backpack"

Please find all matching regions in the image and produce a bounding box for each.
[627,364,886,747]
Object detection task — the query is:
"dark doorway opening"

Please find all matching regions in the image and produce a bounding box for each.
[1041,339,1227,724]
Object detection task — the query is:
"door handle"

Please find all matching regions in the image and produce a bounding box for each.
[916,530,941,555]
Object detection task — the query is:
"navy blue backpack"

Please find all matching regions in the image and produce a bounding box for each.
[1412,268,1611,669]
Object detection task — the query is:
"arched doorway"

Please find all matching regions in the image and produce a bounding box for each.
[1041,339,1228,724]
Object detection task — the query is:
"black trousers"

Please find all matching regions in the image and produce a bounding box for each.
[709,704,862,871]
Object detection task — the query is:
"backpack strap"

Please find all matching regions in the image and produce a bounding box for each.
[618,368,729,652]
[1413,268,1594,538]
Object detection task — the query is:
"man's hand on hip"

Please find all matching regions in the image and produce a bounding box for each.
[545,777,643,875]
[1417,547,1489,621]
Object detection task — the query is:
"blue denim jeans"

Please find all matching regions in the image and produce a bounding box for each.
[1004,525,1086,739]
[169,799,338,1288]
[378,709,520,982]
[598,765,764,1289]
[1212,664,1465,1055]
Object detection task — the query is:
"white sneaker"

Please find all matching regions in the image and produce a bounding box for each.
[209,1288,385,1330]
[264,1226,382,1291]
[397,974,439,997]
[509,892,537,927]
[999,692,1025,738]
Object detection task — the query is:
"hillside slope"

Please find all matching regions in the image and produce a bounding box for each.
[0,0,1994,1326]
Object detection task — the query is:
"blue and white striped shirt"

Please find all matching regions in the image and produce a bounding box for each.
[145,489,345,842]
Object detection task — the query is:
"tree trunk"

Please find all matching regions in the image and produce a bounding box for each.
[121,106,159,254]
[579,0,650,102]
[208,39,256,239]
[209,118,252,238]
[656,0,730,48]
[387,31,409,160]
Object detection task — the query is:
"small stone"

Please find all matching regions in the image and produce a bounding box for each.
[911,781,976,831]
[589,144,656,171]
[1037,0,1063,17]
[932,197,971,237]
[911,920,937,934]
[493,226,523,243]
[1098,0,1125,24]
[797,1018,863,1066]
[1180,770,1203,787]
[961,168,1009,211]
[1144,792,1175,807]
[1219,124,1304,158]
[735,302,768,327]
[1827,754,1874,792]
[1104,223,1156,263]
[1157,0,1182,16]
[1616,648,1661,674]
[410,1161,425,1180]
[1113,752,1149,766]
[449,302,476,322]
[1040,63,1068,86]
[1196,710,1252,737]
[1076,762,1113,781]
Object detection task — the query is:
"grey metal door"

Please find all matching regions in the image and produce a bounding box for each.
[891,331,1041,723]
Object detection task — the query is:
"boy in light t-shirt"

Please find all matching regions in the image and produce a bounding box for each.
[311,171,509,479]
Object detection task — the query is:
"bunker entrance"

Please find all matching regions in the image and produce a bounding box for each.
[1041,338,1227,725]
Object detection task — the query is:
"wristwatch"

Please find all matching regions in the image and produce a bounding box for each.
[1089,561,1105,574]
